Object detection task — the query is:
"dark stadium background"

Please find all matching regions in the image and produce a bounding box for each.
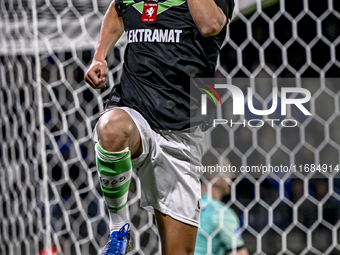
[46,1,340,254]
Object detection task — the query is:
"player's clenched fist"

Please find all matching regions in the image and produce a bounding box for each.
[84,58,107,89]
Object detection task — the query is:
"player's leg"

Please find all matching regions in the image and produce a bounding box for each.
[136,128,203,255]
[155,210,198,255]
[95,108,142,254]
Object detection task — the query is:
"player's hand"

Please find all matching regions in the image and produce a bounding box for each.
[84,58,107,89]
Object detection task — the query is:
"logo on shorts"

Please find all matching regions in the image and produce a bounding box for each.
[195,199,201,213]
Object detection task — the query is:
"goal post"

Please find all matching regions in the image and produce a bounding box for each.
[1,0,340,255]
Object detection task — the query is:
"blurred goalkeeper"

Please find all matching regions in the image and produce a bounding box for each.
[195,158,248,255]
[84,0,234,254]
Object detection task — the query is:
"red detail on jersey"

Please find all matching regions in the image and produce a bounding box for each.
[142,3,158,22]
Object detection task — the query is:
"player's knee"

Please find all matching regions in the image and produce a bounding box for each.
[96,109,135,151]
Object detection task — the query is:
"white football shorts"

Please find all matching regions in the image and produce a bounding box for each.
[93,107,204,227]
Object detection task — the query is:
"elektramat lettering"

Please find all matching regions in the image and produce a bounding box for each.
[127,29,183,43]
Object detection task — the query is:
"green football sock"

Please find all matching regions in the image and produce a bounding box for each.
[95,143,132,231]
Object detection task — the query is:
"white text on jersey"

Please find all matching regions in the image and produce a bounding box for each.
[127,29,183,43]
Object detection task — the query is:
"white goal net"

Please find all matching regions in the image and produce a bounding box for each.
[1,0,340,255]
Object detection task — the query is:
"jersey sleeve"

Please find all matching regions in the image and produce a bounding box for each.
[214,0,235,24]
[218,208,245,251]
[114,0,125,16]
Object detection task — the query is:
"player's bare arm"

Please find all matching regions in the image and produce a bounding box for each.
[187,0,227,37]
[84,1,124,89]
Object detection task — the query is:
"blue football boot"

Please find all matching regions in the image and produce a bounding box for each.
[101,223,132,255]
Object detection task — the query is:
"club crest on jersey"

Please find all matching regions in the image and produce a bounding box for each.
[142,2,158,22]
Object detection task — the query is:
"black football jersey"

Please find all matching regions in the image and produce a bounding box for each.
[107,0,233,130]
